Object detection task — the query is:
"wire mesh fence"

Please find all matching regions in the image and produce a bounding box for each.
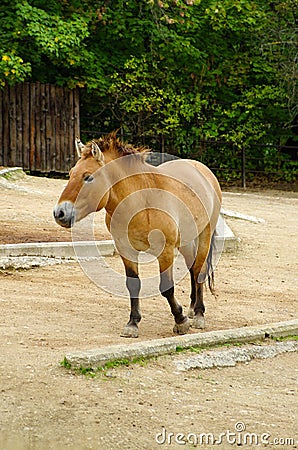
[81,129,297,187]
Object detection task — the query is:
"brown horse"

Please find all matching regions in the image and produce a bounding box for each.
[53,132,222,337]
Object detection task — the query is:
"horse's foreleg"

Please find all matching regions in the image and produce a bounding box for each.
[121,258,141,338]
[158,253,190,335]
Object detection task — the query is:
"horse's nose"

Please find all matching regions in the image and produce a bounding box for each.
[53,201,75,228]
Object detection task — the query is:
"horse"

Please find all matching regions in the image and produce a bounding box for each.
[53,131,222,338]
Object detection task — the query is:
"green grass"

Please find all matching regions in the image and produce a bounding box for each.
[271,334,298,342]
[175,340,248,355]
[60,357,72,370]
[60,354,156,378]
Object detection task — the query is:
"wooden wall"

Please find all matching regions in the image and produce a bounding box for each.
[0,82,80,173]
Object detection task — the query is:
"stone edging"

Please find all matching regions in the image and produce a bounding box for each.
[64,319,298,369]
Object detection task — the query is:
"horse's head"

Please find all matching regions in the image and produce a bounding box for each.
[54,132,150,228]
[53,137,109,228]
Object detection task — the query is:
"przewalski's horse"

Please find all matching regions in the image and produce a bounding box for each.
[53,132,222,337]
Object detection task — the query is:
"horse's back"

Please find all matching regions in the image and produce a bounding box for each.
[158,159,222,213]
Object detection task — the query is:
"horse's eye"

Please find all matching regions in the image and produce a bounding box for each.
[84,174,94,183]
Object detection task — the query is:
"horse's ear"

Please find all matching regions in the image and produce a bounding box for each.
[75,137,84,158]
[91,141,105,164]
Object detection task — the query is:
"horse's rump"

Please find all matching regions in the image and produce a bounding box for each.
[157,159,222,234]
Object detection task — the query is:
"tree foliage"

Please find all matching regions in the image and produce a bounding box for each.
[0,0,297,179]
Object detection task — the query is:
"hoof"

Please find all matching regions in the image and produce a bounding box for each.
[188,307,194,319]
[173,318,190,335]
[192,315,205,329]
[120,325,139,338]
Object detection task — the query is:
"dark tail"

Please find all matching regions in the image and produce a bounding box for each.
[206,232,216,295]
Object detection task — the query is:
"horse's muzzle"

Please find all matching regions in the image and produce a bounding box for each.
[53,201,75,228]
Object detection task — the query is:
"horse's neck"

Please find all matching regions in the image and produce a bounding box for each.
[104,157,153,216]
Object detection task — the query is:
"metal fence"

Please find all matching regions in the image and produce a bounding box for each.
[81,130,297,187]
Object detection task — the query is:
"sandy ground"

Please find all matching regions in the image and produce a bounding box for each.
[0,173,297,449]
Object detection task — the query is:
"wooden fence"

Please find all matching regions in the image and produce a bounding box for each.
[0,82,80,173]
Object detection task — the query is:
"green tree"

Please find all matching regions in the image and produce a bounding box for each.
[0,0,297,181]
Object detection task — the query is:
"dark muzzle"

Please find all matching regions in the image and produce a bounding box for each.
[53,201,75,228]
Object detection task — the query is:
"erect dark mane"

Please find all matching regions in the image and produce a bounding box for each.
[84,131,150,160]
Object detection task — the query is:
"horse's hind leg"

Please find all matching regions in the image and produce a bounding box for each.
[191,277,206,329]
[120,257,141,338]
[187,267,205,319]
[190,228,212,329]
[158,250,190,335]
[179,242,205,325]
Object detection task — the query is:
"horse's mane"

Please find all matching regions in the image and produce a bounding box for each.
[82,131,150,161]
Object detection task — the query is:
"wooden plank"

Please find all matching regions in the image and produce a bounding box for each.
[40,83,47,172]
[43,82,49,172]
[22,83,30,170]
[65,87,71,172]
[68,88,74,170]
[56,86,63,172]
[3,86,10,166]
[62,87,68,172]
[34,82,41,171]
[74,87,80,138]
[29,83,36,171]
[16,83,23,167]
[51,84,59,172]
[71,87,80,167]
[0,87,3,166]
[47,84,54,172]
[9,85,17,166]
[65,87,71,171]
[68,89,74,168]
[44,83,49,172]
[60,87,67,173]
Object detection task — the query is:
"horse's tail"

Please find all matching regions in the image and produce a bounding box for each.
[206,231,216,295]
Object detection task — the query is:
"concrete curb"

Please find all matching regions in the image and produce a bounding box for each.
[0,220,238,260]
[0,167,24,177]
[64,319,298,369]
[221,207,265,224]
[0,240,116,258]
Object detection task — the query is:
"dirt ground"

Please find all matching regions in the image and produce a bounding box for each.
[0,173,297,449]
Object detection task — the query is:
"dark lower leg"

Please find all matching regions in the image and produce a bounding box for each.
[160,272,189,335]
[194,282,205,317]
[126,269,141,326]
[192,282,206,329]
[127,297,141,327]
[161,284,185,325]
[188,268,196,318]
[159,250,190,334]
[121,261,141,337]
